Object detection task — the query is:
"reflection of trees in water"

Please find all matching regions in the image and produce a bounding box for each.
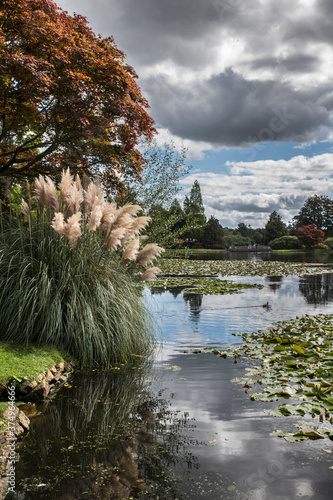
[150,287,203,320]
[299,273,333,305]
[265,275,283,292]
[150,287,183,298]
[136,390,200,499]
[183,293,202,322]
[16,367,149,499]
[15,364,199,500]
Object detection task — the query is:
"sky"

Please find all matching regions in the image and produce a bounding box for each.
[57,0,333,228]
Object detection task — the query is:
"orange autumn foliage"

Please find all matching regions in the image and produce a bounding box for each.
[0,0,156,193]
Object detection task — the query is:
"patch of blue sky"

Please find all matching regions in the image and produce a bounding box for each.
[190,140,333,176]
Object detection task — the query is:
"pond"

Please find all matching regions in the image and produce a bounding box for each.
[177,249,333,264]
[10,257,333,500]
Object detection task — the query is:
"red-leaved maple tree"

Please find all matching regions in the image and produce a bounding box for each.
[296,224,325,247]
[0,0,156,193]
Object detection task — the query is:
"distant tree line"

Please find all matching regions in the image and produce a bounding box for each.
[145,188,333,250]
[144,179,225,249]
[248,195,333,250]
[118,160,333,251]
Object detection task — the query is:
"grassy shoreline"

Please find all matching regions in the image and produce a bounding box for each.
[0,342,68,388]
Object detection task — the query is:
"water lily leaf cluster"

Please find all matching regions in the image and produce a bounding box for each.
[271,421,333,442]
[141,276,262,295]
[191,314,333,443]
[236,314,333,421]
[157,259,330,277]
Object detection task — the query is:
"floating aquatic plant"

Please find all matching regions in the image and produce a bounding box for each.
[191,314,333,444]
[141,276,263,295]
[157,259,331,277]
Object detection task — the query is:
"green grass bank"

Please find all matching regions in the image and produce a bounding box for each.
[0,342,68,388]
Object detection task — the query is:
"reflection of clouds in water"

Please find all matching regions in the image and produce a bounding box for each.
[295,480,314,496]
[146,273,333,360]
[152,353,319,500]
[144,275,333,499]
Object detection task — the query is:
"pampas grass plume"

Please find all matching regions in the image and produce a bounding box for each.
[84,182,98,211]
[34,175,48,210]
[75,174,82,192]
[59,169,74,204]
[51,212,66,236]
[21,200,30,221]
[45,176,59,213]
[117,204,142,218]
[136,244,165,267]
[102,202,117,224]
[112,204,142,229]
[127,216,151,238]
[106,227,127,250]
[66,184,84,215]
[67,212,82,248]
[88,204,103,231]
[140,267,161,281]
[122,238,140,263]
[112,212,135,233]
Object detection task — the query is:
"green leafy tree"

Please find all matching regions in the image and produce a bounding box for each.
[118,141,191,208]
[269,236,302,250]
[236,223,250,238]
[187,180,206,222]
[236,223,264,245]
[183,195,190,216]
[169,198,186,232]
[223,229,251,247]
[115,142,192,247]
[145,204,195,248]
[293,195,333,236]
[183,180,206,244]
[203,216,224,248]
[263,211,288,244]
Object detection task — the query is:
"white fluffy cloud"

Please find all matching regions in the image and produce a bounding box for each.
[181,153,333,227]
[152,128,216,161]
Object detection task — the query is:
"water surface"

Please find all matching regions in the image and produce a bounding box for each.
[12,260,333,500]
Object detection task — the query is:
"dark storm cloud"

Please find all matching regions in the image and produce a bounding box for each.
[284,0,333,45]
[59,0,333,147]
[251,55,320,73]
[209,194,306,214]
[144,69,332,146]
[60,0,267,67]
[210,199,274,213]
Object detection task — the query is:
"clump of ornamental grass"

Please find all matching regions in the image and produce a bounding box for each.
[0,171,164,367]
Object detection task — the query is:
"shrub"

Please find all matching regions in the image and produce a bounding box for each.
[269,236,302,250]
[0,171,164,367]
[224,233,251,248]
[296,224,325,247]
[324,237,333,249]
[314,243,329,249]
